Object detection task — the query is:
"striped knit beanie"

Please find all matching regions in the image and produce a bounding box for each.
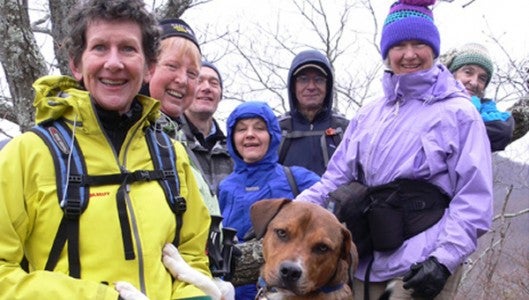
[447,43,494,87]
[380,0,440,59]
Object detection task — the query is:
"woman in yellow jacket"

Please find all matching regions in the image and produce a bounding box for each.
[0,0,211,299]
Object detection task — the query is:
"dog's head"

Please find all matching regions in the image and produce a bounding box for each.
[251,198,358,298]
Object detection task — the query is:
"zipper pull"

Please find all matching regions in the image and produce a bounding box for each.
[394,99,400,116]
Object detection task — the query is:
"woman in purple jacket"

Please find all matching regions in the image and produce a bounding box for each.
[296,1,493,299]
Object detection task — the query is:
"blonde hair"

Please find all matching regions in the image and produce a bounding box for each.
[159,37,201,70]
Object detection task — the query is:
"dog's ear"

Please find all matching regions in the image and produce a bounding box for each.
[250,198,292,239]
[341,226,358,273]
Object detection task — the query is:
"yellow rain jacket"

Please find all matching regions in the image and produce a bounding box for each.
[0,75,212,299]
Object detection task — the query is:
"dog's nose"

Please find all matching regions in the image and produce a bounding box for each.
[279,261,302,283]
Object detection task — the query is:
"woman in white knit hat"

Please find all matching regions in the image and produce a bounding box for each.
[444,42,515,151]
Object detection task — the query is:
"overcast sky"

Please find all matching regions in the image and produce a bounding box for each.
[181,0,528,111]
[184,0,528,62]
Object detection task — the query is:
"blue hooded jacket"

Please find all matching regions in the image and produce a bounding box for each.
[219,101,320,241]
[219,101,320,300]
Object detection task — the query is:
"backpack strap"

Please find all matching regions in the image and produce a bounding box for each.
[31,121,186,278]
[145,127,187,247]
[329,113,349,146]
[278,114,293,164]
[278,113,349,167]
[31,120,88,278]
[282,165,300,197]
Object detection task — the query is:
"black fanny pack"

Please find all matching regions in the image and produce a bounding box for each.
[329,178,450,258]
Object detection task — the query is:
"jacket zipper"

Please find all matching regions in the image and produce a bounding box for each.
[121,121,147,293]
[364,99,401,184]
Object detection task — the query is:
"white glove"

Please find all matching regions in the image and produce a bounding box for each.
[213,278,235,300]
[115,281,149,300]
[163,243,224,300]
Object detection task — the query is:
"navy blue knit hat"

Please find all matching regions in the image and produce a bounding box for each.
[380,0,440,59]
[159,18,201,52]
[202,61,223,94]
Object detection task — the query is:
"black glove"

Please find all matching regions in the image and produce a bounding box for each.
[403,256,451,299]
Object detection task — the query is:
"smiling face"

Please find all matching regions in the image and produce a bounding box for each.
[186,66,222,118]
[69,19,152,115]
[388,40,434,75]
[452,64,489,98]
[149,38,201,118]
[233,117,270,164]
[294,68,327,113]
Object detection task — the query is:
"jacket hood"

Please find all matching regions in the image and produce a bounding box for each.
[382,63,468,106]
[287,50,334,117]
[226,101,281,171]
[33,75,161,126]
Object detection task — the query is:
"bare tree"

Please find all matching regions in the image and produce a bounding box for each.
[0,0,47,132]
[217,0,383,117]
[153,0,212,20]
[47,0,78,75]
[0,0,209,133]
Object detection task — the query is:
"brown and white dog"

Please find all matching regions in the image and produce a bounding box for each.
[250,198,358,300]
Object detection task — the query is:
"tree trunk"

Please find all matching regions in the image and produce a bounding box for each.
[0,0,47,132]
[510,95,529,142]
[229,239,264,287]
[48,0,78,76]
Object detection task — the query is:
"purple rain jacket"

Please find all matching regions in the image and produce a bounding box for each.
[296,63,493,282]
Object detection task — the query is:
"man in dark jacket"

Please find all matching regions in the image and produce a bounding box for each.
[278,49,349,175]
[183,61,233,194]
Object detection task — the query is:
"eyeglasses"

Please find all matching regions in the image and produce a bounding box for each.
[295,75,327,87]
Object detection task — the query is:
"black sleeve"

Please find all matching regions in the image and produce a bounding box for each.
[486,116,515,152]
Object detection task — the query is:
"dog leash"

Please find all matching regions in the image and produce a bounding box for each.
[364,256,375,300]
[255,277,275,300]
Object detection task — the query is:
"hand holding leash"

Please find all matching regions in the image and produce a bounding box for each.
[163,243,235,300]
[403,256,450,298]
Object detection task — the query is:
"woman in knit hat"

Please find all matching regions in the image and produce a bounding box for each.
[444,42,514,151]
[142,18,235,300]
[295,0,493,299]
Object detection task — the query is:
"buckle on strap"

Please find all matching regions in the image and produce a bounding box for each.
[132,170,152,181]
[68,174,83,184]
[61,198,83,218]
[163,170,176,178]
[173,196,186,213]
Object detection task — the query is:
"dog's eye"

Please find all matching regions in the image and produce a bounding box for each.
[313,243,330,254]
[275,228,288,240]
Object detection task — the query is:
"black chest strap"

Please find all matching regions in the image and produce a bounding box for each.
[31,121,185,278]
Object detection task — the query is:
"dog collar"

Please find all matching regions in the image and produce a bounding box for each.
[257,276,344,296]
[319,283,344,294]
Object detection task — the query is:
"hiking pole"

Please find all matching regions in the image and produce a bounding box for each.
[220,227,238,280]
[207,215,224,276]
